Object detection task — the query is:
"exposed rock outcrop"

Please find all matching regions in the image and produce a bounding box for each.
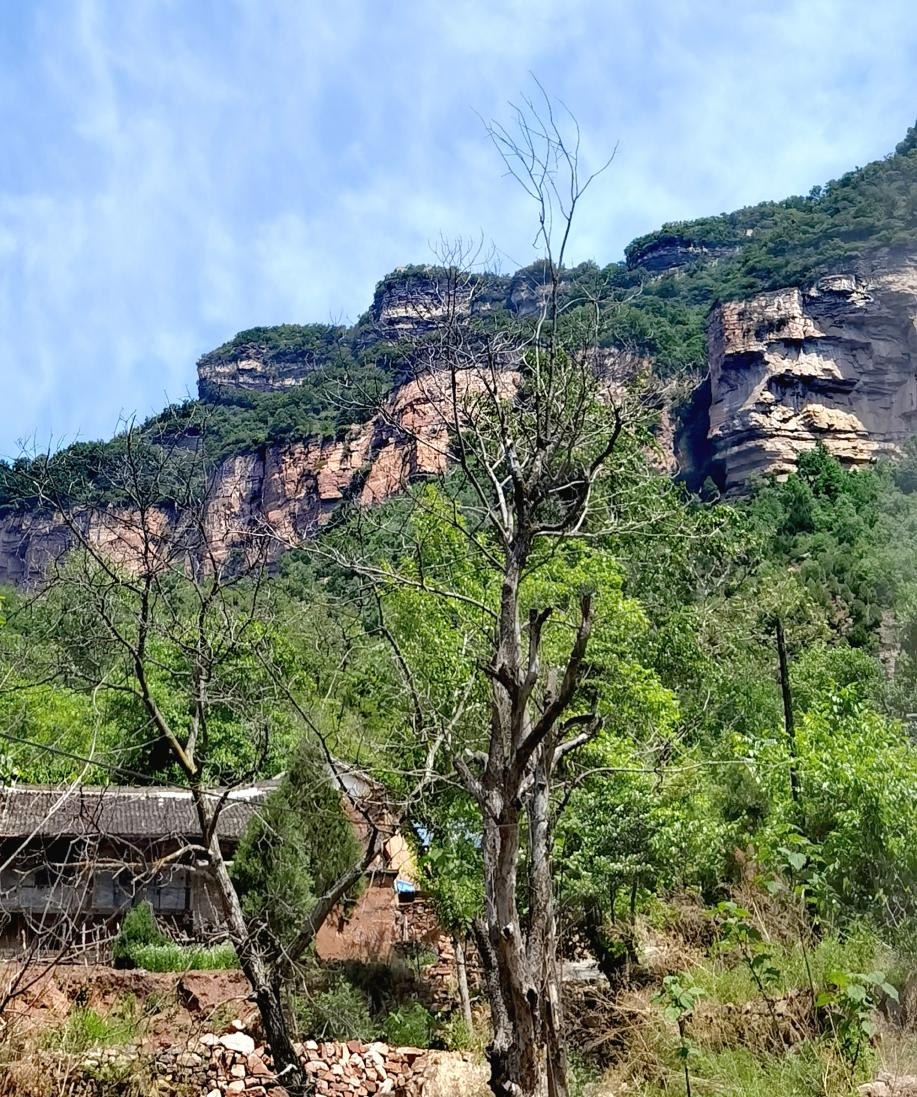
[707,249,917,492]
[371,267,473,336]
[627,236,739,274]
[0,373,461,585]
[5,247,917,584]
[197,344,309,393]
[196,325,352,396]
[370,267,510,338]
[0,505,174,586]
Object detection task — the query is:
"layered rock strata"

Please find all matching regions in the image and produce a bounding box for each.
[627,237,739,274]
[5,253,917,583]
[197,344,312,393]
[707,249,917,492]
[196,330,350,395]
[0,372,467,585]
[370,267,511,337]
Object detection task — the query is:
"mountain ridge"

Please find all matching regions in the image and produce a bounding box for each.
[1,124,915,583]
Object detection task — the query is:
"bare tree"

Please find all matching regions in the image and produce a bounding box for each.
[4,418,389,1097]
[323,90,668,1097]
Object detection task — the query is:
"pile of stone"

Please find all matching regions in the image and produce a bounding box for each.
[196,1025,428,1097]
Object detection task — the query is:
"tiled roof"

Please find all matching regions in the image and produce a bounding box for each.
[0,784,269,842]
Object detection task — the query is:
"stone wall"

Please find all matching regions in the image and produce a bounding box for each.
[75,1028,429,1096]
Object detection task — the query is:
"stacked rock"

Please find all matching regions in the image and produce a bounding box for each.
[196,1028,428,1097]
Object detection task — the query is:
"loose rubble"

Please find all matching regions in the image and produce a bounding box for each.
[859,1073,917,1097]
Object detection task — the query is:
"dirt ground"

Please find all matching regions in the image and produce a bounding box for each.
[0,961,256,1045]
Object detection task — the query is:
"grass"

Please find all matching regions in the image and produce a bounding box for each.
[590,903,906,1097]
[42,998,140,1056]
[128,941,238,972]
[632,1041,873,1097]
[687,927,885,1007]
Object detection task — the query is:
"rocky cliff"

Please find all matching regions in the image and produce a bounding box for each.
[3,112,917,590]
[626,236,740,274]
[196,324,352,395]
[706,248,917,492]
[0,374,456,585]
[4,249,917,582]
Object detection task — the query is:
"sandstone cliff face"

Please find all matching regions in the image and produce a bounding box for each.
[0,375,457,585]
[0,505,175,586]
[5,253,917,584]
[707,249,917,492]
[196,326,352,396]
[196,346,308,393]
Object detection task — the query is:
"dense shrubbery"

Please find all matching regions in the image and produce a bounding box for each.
[626,124,917,276]
[198,323,349,371]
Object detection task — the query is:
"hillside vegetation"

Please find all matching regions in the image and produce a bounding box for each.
[3,443,917,1092]
[2,124,917,1097]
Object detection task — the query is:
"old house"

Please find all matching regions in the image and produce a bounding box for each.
[0,778,445,969]
[0,783,266,951]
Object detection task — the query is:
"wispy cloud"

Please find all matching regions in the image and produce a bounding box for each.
[0,0,913,455]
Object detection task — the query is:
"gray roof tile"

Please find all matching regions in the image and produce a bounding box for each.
[0,785,268,841]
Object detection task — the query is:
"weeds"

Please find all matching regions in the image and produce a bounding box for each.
[382,1002,434,1046]
[654,975,704,1097]
[127,941,238,972]
[42,998,140,1055]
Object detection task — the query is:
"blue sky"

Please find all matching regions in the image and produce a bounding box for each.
[1,0,914,458]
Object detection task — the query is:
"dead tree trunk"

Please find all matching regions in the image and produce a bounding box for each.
[455,935,475,1033]
[456,564,595,1096]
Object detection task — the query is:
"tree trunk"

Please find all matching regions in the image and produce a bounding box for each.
[198,795,310,1096]
[455,935,474,1033]
[479,805,544,1097]
[529,750,567,1097]
[472,784,570,1097]
[247,969,309,1097]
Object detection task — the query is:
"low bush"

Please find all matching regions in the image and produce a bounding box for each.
[294,976,377,1042]
[111,902,168,968]
[437,1012,486,1053]
[381,1002,434,1047]
[111,902,238,971]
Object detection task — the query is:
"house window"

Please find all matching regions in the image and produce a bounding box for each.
[148,872,189,912]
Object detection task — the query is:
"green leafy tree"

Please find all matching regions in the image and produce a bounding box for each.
[232,737,361,952]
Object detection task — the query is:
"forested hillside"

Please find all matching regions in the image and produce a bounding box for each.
[1,119,917,1097]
